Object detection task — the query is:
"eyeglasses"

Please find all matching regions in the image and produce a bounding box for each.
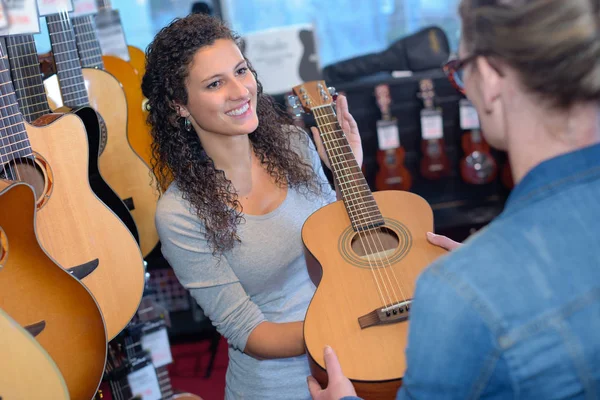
[442,55,478,95]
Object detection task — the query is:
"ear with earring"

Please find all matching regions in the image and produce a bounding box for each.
[183,116,192,132]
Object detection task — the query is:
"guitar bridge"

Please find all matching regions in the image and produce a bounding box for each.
[358,300,412,329]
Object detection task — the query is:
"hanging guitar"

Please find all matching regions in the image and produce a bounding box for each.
[290,81,446,399]
[418,79,450,180]
[0,307,69,399]
[373,84,411,192]
[458,99,497,184]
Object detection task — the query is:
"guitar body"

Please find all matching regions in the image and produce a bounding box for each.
[173,393,204,400]
[419,138,450,180]
[0,307,69,399]
[302,191,447,399]
[27,112,145,340]
[459,132,497,185]
[375,148,412,191]
[44,68,160,257]
[128,45,146,77]
[0,181,107,400]
[102,54,154,171]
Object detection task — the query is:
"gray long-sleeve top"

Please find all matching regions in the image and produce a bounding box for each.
[156,129,336,399]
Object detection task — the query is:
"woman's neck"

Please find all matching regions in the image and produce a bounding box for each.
[201,133,253,172]
[506,102,600,184]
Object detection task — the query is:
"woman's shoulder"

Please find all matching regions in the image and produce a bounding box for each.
[155,183,197,230]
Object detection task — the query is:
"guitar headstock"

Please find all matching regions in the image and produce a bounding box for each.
[417,79,436,108]
[374,84,391,118]
[288,80,337,115]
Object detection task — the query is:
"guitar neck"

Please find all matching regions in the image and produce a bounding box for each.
[5,35,52,123]
[313,104,384,231]
[156,365,175,399]
[45,13,90,108]
[71,15,105,69]
[0,44,34,164]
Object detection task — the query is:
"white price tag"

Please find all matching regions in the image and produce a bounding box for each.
[376,119,400,150]
[459,99,480,130]
[36,0,73,16]
[127,364,162,400]
[0,0,40,35]
[420,109,444,140]
[141,327,173,368]
[71,0,97,17]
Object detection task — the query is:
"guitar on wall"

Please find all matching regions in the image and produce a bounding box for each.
[0,307,69,399]
[43,11,160,258]
[0,180,107,400]
[458,99,497,184]
[4,34,146,341]
[373,84,412,192]
[290,81,446,399]
[417,79,450,180]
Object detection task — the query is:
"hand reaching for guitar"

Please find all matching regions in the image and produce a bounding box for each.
[427,232,462,251]
[311,94,363,170]
[307,346,357,400]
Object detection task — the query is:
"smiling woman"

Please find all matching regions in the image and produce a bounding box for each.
[141,13,364,400]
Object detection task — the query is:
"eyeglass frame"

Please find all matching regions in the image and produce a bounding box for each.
[442,54,479,95]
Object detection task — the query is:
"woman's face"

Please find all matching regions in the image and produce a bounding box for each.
[178,39,259,140]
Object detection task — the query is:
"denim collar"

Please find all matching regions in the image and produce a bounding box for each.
[504,143,600,214]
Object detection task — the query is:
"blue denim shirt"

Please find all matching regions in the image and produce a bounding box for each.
[342,143,600,399]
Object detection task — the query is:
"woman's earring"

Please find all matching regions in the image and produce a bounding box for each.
[184,117,192,132]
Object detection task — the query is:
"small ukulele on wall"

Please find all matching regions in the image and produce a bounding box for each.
[418,79,450,180]
[374,84,412,191]
[458,99,498,184]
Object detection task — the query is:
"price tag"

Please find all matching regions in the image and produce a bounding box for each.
[0,0,40,35]
[36,0,73,16]
[459,99,480,130]
[127,364,162,400]
[376,119,400,150]
[71,0,97,17]
[420,109,444,140]
[141,327,173,368]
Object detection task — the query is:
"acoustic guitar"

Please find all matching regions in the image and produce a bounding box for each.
[43,12,160,258]
[0,307,69,399]
[291,81,446,398]
[373,84,411,192]
[7,36,140,242]
[458,100,497,184]
[0,180,107,400]
[4,35,146,341]
[418,79,450,180]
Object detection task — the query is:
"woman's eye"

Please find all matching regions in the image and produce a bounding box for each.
[237,67,248,75]
[207,80,221,89]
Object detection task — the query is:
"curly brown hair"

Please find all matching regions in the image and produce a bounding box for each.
[142,14,322,255]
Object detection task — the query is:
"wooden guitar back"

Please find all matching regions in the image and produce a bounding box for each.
[302,190,446,398]
[0,307,69,399]
[44,68,160,257]
[27,113,145,340]
[0,181,107,400]
[128,45,146,77]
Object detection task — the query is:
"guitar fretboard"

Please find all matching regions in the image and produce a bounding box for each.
[0,44,33,168]
[313,104,384,231]
[46,13,90,108]
[71,15,105,69]
[6,35,51,123]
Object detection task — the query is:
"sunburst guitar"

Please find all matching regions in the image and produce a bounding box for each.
[290,81,447,399]
[0,307,69,400]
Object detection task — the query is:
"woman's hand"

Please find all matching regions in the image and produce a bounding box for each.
[426,232,462,251]
[311,94,363,170]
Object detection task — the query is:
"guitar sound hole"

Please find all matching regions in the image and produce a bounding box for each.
[0,156,52,208]
[0,227,7,267]
[351,227,399,259]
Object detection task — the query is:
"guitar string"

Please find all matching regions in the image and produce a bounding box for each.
[313,106,409,307]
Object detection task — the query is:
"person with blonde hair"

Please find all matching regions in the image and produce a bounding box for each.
[310,0,600,398]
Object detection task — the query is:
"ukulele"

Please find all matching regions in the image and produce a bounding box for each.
[43,11,160,258]
[0,307,69,399]
[5,35,146,341]
[458,99,497,184]
[0,180,107,400]
[418,79,450,180]
[291,81,446,399]
[373,84,411,191]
